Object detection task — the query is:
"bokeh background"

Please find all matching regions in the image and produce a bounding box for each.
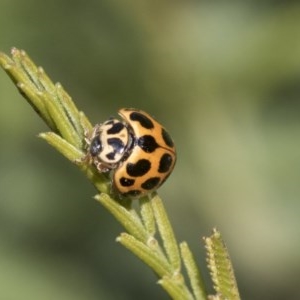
[1,1,300,299]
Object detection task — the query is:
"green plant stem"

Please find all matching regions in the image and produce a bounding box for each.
[0,48,241,300]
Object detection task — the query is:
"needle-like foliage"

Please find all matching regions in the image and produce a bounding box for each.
[0,48,240,300]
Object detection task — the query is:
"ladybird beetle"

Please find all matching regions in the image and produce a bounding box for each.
[85,108,176,197]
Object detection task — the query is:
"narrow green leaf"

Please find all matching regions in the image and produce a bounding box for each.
[79,111,93,133]
[35,65,56,91]
[117,233,173,277]
[0,51,14,68]
[139,196,156,236]
[16,48,46,91]
[55,83,84,139]
[95,194,148,242]
[17,82,56,130]
[31,63,83,140]
[44,93,82,147]
[204,228,240,300]
[0,51,28,88]
[39,132,83,162]
[40,132,110,194]
[159,275,194,300]
[151,194,181,271]
[0,50,56,129]
[180,242,207,300]
[6,49,82,147]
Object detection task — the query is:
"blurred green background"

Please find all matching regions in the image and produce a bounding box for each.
[1,1,300,299]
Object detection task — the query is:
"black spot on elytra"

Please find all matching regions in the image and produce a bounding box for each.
[119,177,135,187]
[141,177,160,190]
[161,128,174,148]
[90,136,102,156]
[107,138,125,153]
[107,122,125,134]
[138,135,159,153]
[126,159,151,177]
[158,153,173,173]
[130,112,154,129]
